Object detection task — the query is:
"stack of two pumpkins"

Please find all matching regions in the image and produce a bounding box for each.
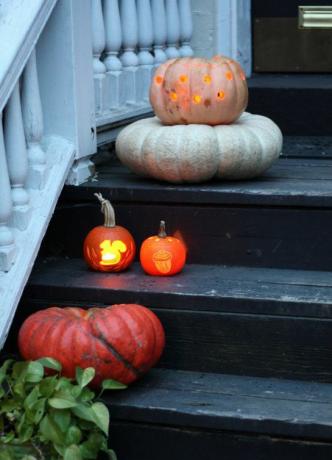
[116,56,283,184]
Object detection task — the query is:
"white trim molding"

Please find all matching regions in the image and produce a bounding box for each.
[191,0,251,76]
[214,0,252,76]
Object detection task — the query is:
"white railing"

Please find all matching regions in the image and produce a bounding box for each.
[0,0,96,348]
[92,0,193,129]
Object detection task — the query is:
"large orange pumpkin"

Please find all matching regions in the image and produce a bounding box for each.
[140,220,186,276]
[150,55,248,126]
[18,304,165,387]
[83,193,136,272]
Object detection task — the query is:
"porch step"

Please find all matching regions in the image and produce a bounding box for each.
[14,257,332,383]
[40,158,332,271]
[248,74,332,138]
[107,368,332,459]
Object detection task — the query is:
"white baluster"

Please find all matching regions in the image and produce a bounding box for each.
[104,0,122,110]
[21,49,47,190]
[4,83,31,230]
[165,0,180,58]
[179,0,193,56]
[137,0,154,101]
[120,0,139,105]
[0,115,16,272]
[152,0,167,64]
[92,0,106,114]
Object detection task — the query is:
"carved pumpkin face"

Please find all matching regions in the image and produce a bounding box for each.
[140,221,186,276]
[150,55,248,126]
[83,193,136,272]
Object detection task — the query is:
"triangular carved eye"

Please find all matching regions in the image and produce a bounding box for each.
[217,91,225,100]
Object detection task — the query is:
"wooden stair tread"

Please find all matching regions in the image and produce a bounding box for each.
[103,368,332,441]
[27,258,332,319]
[62,158,332,208]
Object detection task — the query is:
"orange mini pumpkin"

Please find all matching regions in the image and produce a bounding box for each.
[150,55,248,126]
[140,220,186,276]
[83,193,136,272]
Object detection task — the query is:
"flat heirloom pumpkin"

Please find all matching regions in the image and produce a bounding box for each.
[18,304,165,387]
[116,113,282,183]
[150,56,248,125]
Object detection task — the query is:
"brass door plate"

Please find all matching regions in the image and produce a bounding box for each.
[299,5,332,29]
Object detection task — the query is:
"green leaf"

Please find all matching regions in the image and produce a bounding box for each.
[71,404,94,423]
[40,414,65,445]
[51,409,71,433]
[65,426,82,446]
[91,402,109,436]
[38,376,58,398]
[37,357,62,372]
[79,433,107,459]
[0,359,13,384]
[79,387,95,403]
[24,387,39,410]
[25,362,44,383]
[12,361,28,380]
[49,391,78,409]
[102,379,127,391]
[76,368,95,389]
[32,398,46,425]
[64,445,82,460]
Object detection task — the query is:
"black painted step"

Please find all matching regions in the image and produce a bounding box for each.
[247,74,332,137]
[107,368,332,459]
[14,257,332,383]
[40,158,332,271]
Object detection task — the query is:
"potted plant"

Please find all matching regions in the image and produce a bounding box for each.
[0,357,126,459]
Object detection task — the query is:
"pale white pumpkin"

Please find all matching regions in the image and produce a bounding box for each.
[116,113,282,183]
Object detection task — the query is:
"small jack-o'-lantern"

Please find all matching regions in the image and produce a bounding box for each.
[140,220,186,276]
[83,193,136,272]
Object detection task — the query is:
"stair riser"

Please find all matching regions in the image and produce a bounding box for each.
[248,86,332,136]
[7,299,332,383]
[41,203,332,271]
[110,421,332,460]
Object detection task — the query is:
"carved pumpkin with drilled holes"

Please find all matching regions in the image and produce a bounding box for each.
[150,55,248,126]
[83,193,136,272]
[18,304,165,387]
[140,220,186,276]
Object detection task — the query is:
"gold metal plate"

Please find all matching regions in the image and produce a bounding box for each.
[299,5,332,29]
[254,17,332,72]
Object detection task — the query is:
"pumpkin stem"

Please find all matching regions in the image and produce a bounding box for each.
[158,220,167,238]
[94,193,116,228]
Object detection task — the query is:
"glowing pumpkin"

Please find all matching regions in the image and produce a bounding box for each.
[83,193,136,272]
[18,304,165,387]
[140,220,186,276]
[150,55,248,125]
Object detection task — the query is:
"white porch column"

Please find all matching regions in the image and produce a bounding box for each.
[104,0,122,110]
[92,0,106,115]
[37,0,96,185]
[137,0,154,101]
[179,0,193,56]
[4,83,31,230]
[120,0,139,105]
[0,115,16,272]
[152,0,167,64]
[165,0,180,58]
[21,49,47,190]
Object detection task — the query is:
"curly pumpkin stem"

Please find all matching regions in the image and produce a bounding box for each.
[94,193,116,228]
[158,220,167,238]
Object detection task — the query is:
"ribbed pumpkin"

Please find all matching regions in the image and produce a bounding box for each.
[150,55,248,125]
[18,304,165,387]
[116,113,283,183]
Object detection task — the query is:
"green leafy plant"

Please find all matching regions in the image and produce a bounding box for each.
[0,357,126,459]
